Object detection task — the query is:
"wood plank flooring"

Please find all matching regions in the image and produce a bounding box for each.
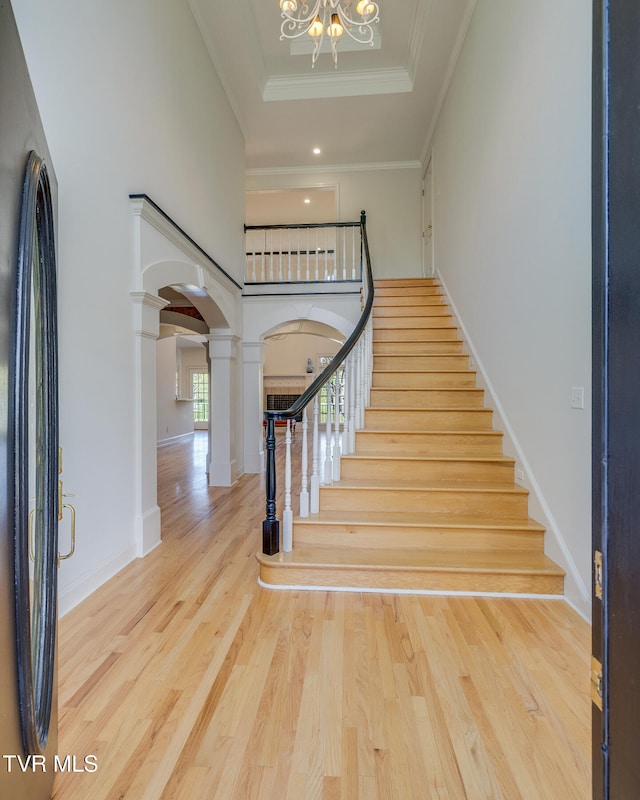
[52,432,591,799]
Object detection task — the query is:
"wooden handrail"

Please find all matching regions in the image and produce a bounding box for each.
[262,210,374,555]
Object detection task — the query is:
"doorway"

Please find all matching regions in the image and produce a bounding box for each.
[422,157,434,277]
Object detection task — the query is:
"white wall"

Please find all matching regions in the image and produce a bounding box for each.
[431,0,592,617]
[178,342,208,398]
[13,0,245,614]
[156,338,194,442]
[264,332,341,384]
[246,166,423,278]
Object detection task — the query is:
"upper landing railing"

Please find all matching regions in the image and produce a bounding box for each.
[244,219,363,284]
[260,211,374,556]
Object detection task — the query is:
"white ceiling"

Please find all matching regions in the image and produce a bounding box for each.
[188,0,476,171]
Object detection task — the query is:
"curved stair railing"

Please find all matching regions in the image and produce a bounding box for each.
[262,210,374,555]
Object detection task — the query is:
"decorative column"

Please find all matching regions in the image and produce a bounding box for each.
[131,291,168,557]
[242,341,265,474]
[207,331,240,486]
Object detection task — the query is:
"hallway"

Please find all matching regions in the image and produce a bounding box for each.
[52,432,591,799]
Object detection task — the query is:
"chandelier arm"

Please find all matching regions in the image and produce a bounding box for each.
[337,3,379,26]
[339,24,376,46]
[335,4,379,31]
[281,20,324,41]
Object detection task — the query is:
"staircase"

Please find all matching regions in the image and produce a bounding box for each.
[258,278,564,596]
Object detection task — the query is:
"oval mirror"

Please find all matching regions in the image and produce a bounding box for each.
[13,151,59,754]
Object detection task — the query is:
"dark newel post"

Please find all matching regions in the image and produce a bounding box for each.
[360,210,366,280]
[262,416,279,555]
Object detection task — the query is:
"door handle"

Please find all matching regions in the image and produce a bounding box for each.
[58,499,76,566]
[57,472,77,566]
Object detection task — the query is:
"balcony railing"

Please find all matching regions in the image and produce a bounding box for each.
[244,220,363,284]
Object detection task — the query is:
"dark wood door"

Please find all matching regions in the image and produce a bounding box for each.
[592,1,640,796]
[0,3,59,798]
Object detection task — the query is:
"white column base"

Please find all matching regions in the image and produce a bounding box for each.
[136,505,162,557]
[209,459,238,487]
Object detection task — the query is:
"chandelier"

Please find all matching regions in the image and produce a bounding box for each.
[279,0,381,68]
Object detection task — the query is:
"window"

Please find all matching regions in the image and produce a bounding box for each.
[191,370,209,424]
[318,356,345,424]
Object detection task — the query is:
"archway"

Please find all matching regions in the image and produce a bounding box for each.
[129,196,244,556]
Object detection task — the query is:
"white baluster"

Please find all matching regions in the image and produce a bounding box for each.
[366,320,373,406]
[297,228,301,281]
[342,227,346,280]
[332,372,341,482]
[342,357,350,456]
[311,396,320,513]
[355,340,363,430]
[268,230,274,282]
[324,230,328,281]
[348,352,356,451]
[360,337,367,428]
[323,381,333,484]
[352,225,356,280]
[300,407,309,518]
[283,419,293,552]
[315,228,319,281]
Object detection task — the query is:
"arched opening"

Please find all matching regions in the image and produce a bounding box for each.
[262,319,345,423]
[132,260,238,557]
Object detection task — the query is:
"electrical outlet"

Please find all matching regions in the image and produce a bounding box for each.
[469,356,476,368]
[515,468,524,482]
[571,386,585,409]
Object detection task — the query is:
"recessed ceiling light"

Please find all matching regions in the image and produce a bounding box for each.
[312,147,321,155]
[304,198,311,204]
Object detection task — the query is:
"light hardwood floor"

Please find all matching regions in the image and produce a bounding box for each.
[52,431,591,799]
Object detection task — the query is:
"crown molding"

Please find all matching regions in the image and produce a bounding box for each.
[263,67,412,102]
[406,0,433,83]
[420,0,478,167]
[246,160,421,177]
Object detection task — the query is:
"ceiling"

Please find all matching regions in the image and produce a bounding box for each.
[188,0,476,171]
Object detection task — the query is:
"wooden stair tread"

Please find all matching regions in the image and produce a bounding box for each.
[258,547,564,576]
[295,509,545,531]
[326,478,528,494]
[368,405,489,412]
[343,453,515,465]
[373,369,474,374]
[373,354,469,358]
[356,428,501,435]
[374,278,438,286]
[370,386,484,390]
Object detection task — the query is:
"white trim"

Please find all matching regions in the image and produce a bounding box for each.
[263,68,412,102]
[564,594,592,624]
[130,196,242,295]
[436,269,590,611]
[246,160,422,178]
[420,0,478,167]
[157,431,195,447]
[406,0,432,83]
[258,578,564,602]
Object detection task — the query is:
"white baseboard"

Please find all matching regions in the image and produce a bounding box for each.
[58,543,137,618]
[157,431,195,447]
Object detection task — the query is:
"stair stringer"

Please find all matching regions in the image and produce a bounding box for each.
[436,269,590,620]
